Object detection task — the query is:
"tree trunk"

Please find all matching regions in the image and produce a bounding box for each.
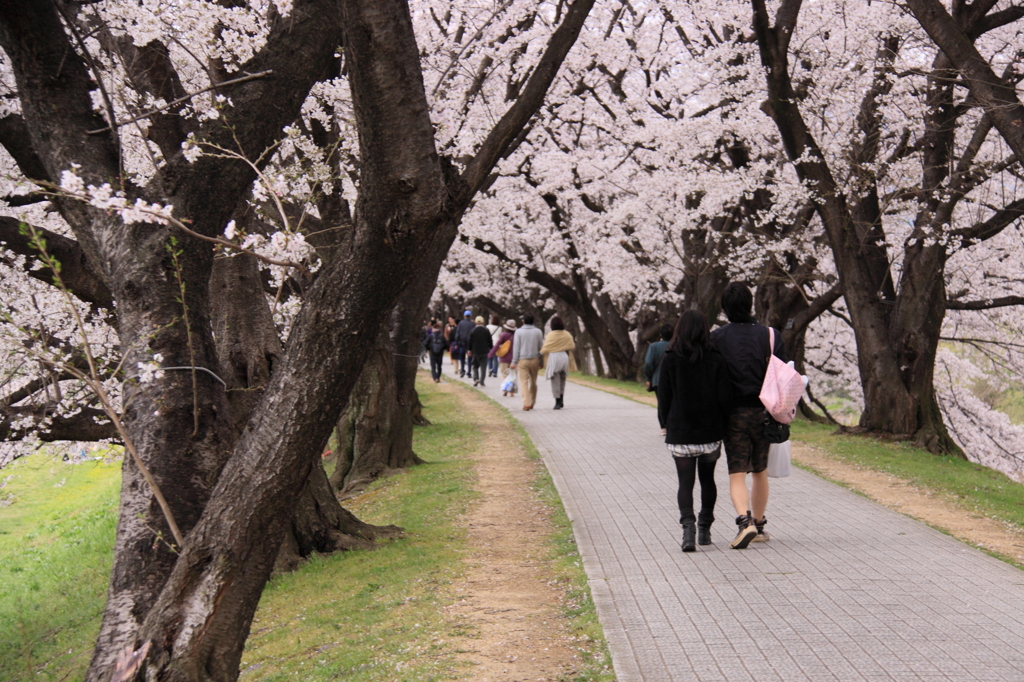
[750,0,957,450]
[212,253,403,568]
[275,464,403,573]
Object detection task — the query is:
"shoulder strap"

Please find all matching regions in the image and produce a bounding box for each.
[767,326,774,362]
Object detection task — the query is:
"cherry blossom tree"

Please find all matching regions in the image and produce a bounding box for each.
[0,1,597,680]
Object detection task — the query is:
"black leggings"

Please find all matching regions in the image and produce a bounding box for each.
[673,448,720,525]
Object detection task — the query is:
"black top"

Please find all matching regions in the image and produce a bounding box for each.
[709,322,787,409]
[468,325,494,357]
[657,348,734,444]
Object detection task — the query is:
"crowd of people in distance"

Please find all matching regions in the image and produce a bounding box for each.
[421,280,788,553]
[420,310,576,410]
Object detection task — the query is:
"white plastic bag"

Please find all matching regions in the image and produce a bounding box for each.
[767,441,791,478]
[501,375,517,393]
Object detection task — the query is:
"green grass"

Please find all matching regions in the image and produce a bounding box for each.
[241,380,479,681]
[0,449,122,682]
[567,373,653,404]
[0,378,614,681]
[791,420,1024,531]
[241,375,614,681]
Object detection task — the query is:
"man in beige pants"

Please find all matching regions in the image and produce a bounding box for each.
[509,313,544,411]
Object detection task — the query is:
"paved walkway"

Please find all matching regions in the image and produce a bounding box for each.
[443,366,1024,681]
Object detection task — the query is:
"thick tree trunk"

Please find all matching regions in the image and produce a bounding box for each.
[213,254,403,569]
[331,339,418,494]
[750,0,958,450]
[276,464,403,572]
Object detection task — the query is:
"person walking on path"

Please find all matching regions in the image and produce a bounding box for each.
[657,311,734,552]
[486,315,502,377]
[710,282,786,549]
[423,321,447,383]
[510,313,544,411]
[444,315,458,367]
[467,316,494,386]
[489,319,517,396]
[454,310,476,377]
[540,316,577,410]
[644,324,673,434]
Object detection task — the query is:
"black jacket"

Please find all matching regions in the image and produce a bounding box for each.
[468,325,493,357]
[454,318,475,346]
[657,347,734,445]
[710,322,786,409]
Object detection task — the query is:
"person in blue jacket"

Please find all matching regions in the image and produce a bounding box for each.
[644,324,674,434]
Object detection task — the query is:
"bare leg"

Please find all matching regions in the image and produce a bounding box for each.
[729,472,750,516]
[751,470,769,521]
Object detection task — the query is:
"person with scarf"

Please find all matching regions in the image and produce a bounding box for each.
[540,316,577,410]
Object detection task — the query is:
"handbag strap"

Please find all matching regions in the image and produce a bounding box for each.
[766,326,774,362]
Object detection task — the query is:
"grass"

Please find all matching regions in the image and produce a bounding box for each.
[567,373,653,405]
[240,380,478,681]
[240,375,614,681]
[0,448,121,682]
[0,378,614,681]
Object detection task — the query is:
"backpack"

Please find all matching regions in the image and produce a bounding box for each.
[429,333,446,354]
[759,327,805,424]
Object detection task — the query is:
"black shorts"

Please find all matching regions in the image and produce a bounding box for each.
[724,406,770,474]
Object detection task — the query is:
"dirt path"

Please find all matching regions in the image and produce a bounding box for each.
[436,381,582,681]
[568,377,1024,566]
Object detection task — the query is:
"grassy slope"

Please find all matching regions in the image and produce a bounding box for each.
[0,451,121,681]
[791,420,1024,530]
[0,378,612,682]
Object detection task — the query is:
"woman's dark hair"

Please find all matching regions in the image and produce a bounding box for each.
[523,313,535,325]
[670,310,712,363]
[721,282,756,324]
[491,314,501,325]
[659,324,673,341]
[550,316,565,331]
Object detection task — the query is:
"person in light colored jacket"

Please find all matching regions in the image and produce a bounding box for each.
[540,316,577,410]
[510,313,544,411]
[489,319,517,396]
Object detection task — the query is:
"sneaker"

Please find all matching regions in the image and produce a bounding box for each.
[751,516,769,542]
[730,514,757,549]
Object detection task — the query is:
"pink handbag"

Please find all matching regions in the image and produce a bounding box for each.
[759,327,804,424]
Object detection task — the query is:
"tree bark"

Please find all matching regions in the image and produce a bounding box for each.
[1,0,597,678]
[750,0,963,452]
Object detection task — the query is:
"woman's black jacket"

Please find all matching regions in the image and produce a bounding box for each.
[656,347,734,445]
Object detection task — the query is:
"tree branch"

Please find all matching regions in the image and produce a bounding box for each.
[0,216,114,309]
[904,0,1024,162]
[945,295,1024,310]
[458,0,597,202]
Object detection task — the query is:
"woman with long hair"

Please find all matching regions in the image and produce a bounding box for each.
[657,310,734,551]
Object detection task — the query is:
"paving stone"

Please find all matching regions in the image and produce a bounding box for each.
[445,369,1024,681]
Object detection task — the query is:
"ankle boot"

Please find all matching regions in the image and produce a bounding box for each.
[554,396,563,410]
[697,511,714,545]
[697,523,712,546]
[681,521,696,552]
